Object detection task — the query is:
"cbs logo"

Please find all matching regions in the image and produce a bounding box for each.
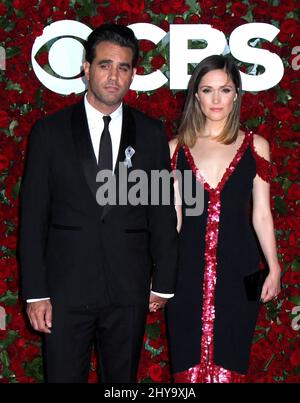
[32,20,284,95]
[31,20,91,95]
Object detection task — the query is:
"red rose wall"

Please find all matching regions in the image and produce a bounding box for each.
[0,0,299,383]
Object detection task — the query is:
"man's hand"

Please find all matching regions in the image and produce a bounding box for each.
[149,293,168,312]
[27,300,52,333]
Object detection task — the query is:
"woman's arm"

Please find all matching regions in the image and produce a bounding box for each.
[252,135,281,303]
[169,138,182,232]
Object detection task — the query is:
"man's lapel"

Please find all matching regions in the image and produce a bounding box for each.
[71,100,137,219]
[71,99,99,201]
[101,104,136,219]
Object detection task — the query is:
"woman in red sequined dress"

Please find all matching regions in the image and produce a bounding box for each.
[166,55,281,383]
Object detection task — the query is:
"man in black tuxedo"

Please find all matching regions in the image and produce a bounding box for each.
[20,24,178,383]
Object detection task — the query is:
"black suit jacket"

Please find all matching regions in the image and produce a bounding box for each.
[20,99,178,306]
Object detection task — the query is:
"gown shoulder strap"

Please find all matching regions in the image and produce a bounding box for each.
[249,132,277,183]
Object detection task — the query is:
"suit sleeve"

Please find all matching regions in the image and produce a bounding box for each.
[148,123,178,294]
[19,119,51,300]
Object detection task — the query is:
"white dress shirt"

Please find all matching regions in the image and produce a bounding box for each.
[84,94,122,169]
[27,95,173,302]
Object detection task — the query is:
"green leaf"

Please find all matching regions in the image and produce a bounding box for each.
[24,356,44,383]
[11,177,21,200]
[5,219,15,235]
[291,259,300,271]
[282,178,292,193]
[0,350,11,367]
[276,89,290,104]
[275,229,284,240]
[144,339,163,358]
[289,296,300,306]
[145,322,160,339]
[0,245,16,258]
[140,377,154,383]
[0,290,18,306]
[19,103,33,116]
[14,8,24,18]
[245,118,260,129]
[252,333,266,344]
[6,46,21,59]
[274,196,288,215]
[283,141,297,149]
[186,0,201,14]
[6,81,22,92]
[0,330,18,350]
[293,365,300,375]
[293,123,300,132]
[9,119,18,136]
[76,1,97,18]
[264,353,275,370]
[241,8,254,22]
[265,301,280,321]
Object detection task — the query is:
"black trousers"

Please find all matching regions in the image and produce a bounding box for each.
[44,301,148,383]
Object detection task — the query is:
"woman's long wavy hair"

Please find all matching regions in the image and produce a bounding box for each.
[177,55,242,147]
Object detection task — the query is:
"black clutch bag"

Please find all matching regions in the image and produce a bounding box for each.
[244,268,269,301]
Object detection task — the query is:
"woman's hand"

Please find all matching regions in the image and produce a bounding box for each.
[260,268,281,303]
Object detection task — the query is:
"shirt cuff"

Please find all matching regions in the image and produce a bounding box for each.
[27,297,50,303]
[151,291,174,299]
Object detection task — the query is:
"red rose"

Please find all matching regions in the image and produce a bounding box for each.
[0,3,6,16]
[39,4,52,19]
[173,16,184,24]
[1,234,17,250]
[214,2,227,17]
[25,343,41,361]
[137,355,149,381]
[160,20,169,33]
[139,40,156,53]
[150,0,162,14]
[88,369,98,383]
[151,54,166,70]
[280,19,300,35]
[0,279,7,294]
[120,0,145,15]
[147,311,160,324]
[148,363,163,382]
[31,21,44,37]
[148,338,162,350]
[0,261,14,280]
[161,0,189,15]
[272,106,294,122]
[251,339,271,362]
[12,0,28,9]
[287,183,300,201]
[270,6,286,20]
[289,349,300,367]
[231,2,249,17]
[253,6,269,18]
[189,15,201,24]
[0,110,9,128]
[0,154,10,171]
[35,51,48,66]
[10,355,26,376]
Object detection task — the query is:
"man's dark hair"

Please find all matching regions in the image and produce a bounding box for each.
[84,23,139,67]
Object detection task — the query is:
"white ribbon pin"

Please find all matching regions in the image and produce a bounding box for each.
[124,146,135,168]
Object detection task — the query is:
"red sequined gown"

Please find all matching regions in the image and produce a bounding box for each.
[166,132,276,383]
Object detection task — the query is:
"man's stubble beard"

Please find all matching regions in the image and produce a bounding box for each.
[91,86,127,108]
